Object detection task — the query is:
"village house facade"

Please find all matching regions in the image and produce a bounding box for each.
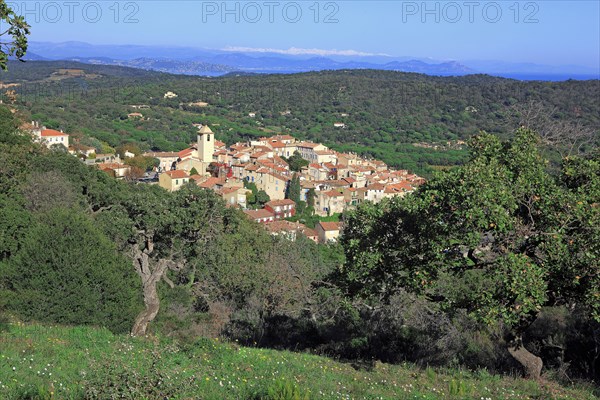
[264,199,296,219]
[159,170,190,191]
[315,221,341,244]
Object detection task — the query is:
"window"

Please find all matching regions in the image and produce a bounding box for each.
[175,179,179,185]
[207,134,211,141]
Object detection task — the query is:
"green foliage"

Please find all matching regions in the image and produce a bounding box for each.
[0,194,30,261]
[84,349,184,399]
[256,189,270,206]
[285,151,309,172]
[2,322,596,400]
[448,379,470,396]
[1,209,140,333]
[124,155,158,171]
[306,188,316,209]
[0,0,30,69]
[285,173,301,204]
[115,142,141,157]
[339,129,600,334]
[252,379,310,400]
[0,106,27,144]
[8,63,598,175]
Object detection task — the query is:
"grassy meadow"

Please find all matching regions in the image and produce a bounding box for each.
[0,320,597,399]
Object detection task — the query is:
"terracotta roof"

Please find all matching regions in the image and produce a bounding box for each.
[178,148,194,158]
[269,134,295,141]
[299,226,318,238]
[327,180,349,187]
[265,220,301,233]
[324,190,344,197]
[266,199,296,207]
[297,142,320,149]
[198,177,223,188]
[244,209,275,219]
[384,184,412,194]
[41,129,68,137]
[367,183,385,191]
[165,170,189,179]
[318,221,340,231]
[219,186,243,195]
[268,140,285,148]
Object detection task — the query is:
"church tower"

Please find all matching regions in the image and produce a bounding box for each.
[197,124,214,163]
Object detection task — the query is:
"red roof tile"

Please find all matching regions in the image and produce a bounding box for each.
[165,170,189,179]
[244,209,275,219]
[318,221,340,231]
[41,129,68,137]
[266,199,296,207]
[324,190,344,197]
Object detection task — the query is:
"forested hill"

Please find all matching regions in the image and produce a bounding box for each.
[4,61,599,174]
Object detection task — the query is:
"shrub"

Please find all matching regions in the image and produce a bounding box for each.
[1,209,140,333]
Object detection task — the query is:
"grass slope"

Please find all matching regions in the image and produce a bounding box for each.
[0,321,597,399]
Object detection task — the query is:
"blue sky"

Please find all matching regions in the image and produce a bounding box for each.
[15,0,600,67]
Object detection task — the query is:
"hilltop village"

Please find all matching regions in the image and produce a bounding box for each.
[28,122,425,243]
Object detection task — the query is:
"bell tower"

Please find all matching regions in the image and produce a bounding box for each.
[197,124,214,163]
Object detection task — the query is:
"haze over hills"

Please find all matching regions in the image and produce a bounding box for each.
[25,41,600,81]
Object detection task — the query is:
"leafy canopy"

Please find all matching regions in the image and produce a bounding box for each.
[0,0,29,69]
[339,129,599,332]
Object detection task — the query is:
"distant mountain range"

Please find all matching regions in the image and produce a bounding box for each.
[23,41,600,81]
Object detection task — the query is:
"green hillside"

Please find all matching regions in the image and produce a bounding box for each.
[1,321,597,400]
[4,61,598,175]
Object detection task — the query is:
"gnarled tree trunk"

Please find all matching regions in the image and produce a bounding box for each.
[508,335,543,380]
[130,239,180,337]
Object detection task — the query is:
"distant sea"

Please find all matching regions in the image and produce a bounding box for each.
[491,73,600,81]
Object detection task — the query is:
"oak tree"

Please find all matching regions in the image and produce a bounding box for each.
[340,129,599,379]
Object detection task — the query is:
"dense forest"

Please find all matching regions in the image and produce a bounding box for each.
[3,61,598,175]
